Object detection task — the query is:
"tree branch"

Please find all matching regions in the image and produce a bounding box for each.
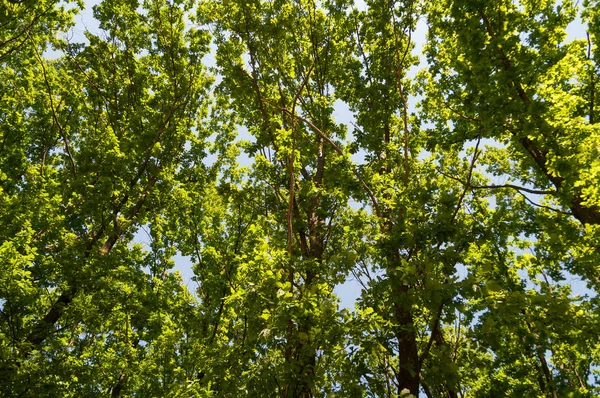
[470,184,555,195]
[262,99,382,219]
[30,33,77,178]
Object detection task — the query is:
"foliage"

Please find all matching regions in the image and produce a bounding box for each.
[1,0,600,396]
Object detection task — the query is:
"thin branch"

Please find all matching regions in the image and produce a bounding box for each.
[286,49,317,256]
[30,33,77,178]
[418,301,444,369]
[439,170,560,204]
[570,359,586,390]
[516,190,573,216]
[450,136,481,223]
[390,0,414,187]
[262,99,383,219]
[587,31,595,124]
[470,184,555,195]
[452,312,461,362]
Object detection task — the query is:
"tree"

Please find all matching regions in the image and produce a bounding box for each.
[422,0,600,395]
[1,0,213,395]
[1,0,599,396]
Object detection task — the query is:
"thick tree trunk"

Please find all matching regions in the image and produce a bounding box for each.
[385,246,420,396]
[392,283,420,396]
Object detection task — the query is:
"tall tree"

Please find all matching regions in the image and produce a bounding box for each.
[197,0,367,394]
[422,0,600,396]
[1,0,213,395]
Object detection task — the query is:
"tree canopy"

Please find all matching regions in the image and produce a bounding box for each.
[1,0,600,396]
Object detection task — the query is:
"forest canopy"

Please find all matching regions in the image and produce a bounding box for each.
[1,0,600,396]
